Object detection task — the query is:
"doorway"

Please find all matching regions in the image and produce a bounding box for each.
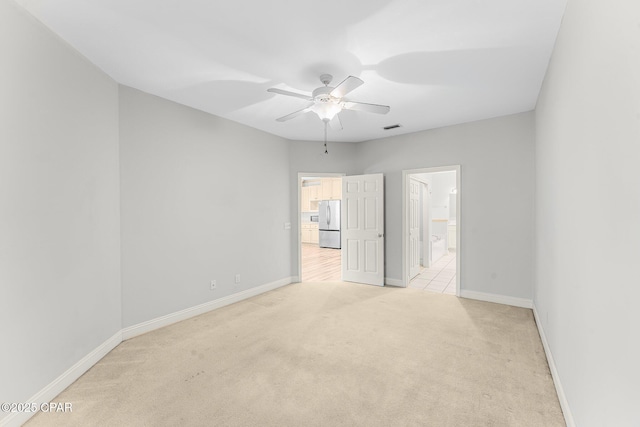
[298,172,386,287]
[298,173,343,282]
[402,166,460,295]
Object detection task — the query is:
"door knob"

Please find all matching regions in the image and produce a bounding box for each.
[378,233,384,238]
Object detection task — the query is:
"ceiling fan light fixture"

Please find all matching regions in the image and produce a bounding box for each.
[269,74,389,127]
[313,101,342,121]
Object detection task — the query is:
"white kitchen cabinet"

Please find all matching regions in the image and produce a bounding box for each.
[321,177,342,200]
[302,178,339,211]
[321,178,332,200]
[310,226,319,244]
[330,177,342,199]
[309,185,320,202]
[301,223,319,243]
[301,183,322,212]
[308,182,321,211]
[301,186,310,212]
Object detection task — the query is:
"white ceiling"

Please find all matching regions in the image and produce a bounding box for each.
[16,0,566,142]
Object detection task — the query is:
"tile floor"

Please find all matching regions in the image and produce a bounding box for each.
[409,251,457,295]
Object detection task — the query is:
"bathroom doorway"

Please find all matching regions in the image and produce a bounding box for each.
[402,166,460,295]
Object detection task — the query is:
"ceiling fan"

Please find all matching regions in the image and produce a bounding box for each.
[267,74,390,130]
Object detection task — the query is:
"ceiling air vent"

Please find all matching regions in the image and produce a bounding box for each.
[383,124,401,130]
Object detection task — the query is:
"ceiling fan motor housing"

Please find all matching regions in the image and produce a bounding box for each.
[312,86,337,103]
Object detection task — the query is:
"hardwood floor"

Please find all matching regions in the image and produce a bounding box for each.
[301,243,341,282]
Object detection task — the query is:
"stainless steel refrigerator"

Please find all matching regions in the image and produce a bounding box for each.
[318,200,341,249]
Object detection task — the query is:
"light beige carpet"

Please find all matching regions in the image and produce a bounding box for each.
[26,282,564,426]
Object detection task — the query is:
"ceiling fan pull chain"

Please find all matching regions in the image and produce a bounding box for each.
[324,120,329,154]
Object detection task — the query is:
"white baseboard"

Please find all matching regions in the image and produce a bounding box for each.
[1,277,294,427]
[460,290,533,308]
[0,331,122,427]
[122,276,294,340]
[385,277,404,287]
[532,304,575,427]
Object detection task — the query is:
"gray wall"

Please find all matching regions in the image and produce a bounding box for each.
[355,113,536,298]
[535,0,640,425]
[0,0,121,407]
[119,87,292,327]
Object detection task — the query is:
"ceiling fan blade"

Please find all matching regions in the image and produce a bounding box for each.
[330,76,364,98]
[343,101,390,115]
[267,88,313,101]
[276,104,314,122]
[329,114,343,131]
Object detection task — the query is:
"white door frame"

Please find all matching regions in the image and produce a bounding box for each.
[297,172,345,282]
[401,166,461,295]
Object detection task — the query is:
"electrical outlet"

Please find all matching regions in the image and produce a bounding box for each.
[210,280,216,290]
[234,274,240,284]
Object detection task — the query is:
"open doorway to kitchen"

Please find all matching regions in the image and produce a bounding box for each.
[403,166,460,295]
[298,173,343,282]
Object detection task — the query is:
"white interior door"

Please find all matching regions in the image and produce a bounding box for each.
[409,178,421,279]
[341,173,384,286]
